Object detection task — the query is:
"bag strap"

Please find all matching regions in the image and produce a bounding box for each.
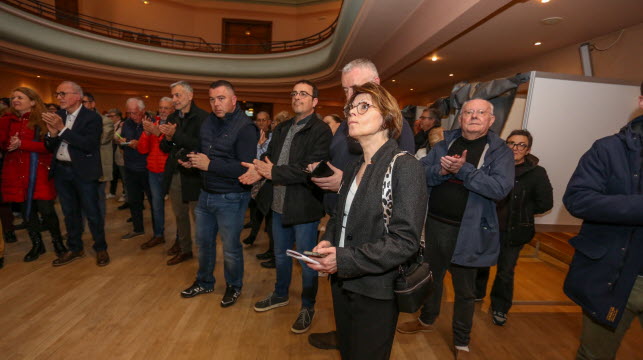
[381,152,427,269]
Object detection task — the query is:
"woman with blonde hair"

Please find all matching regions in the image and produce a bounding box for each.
[0,87,66,262]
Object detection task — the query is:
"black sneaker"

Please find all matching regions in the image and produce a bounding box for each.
[260,259,276,268]
[291,307,315,334]
[256,250,274,260]
[180,282,213,298]
[492,310,507,326]
[221,284,241,308]
[254,293,289,312]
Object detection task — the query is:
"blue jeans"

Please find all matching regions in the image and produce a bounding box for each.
[55,165,106,252]
[195,190,250,291]
[272,211,319,309]
[148,171,165,237]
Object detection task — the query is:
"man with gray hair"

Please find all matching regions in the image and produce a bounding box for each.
[159,81,209,265]
[138,97,174,250]
[117,97,154,240]
[43,81,109,266]
[397,98,514,358]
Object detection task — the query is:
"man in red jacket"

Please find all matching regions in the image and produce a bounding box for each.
[138,97,173,249]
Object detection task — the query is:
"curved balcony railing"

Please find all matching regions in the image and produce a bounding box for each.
[1,0,338,54]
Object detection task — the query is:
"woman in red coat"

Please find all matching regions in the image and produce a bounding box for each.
[0,87,66,262]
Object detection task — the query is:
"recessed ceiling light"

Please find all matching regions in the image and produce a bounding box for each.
[392,79,396,82]
[534,42,542,46]
[144,95,149,98]
[36,75,41,78]
[410,88,414,91]
[431,55,438,62]
[449,74,454,77]
[541,16,563,25]
[142,0,150,4]
[541,0,550,3]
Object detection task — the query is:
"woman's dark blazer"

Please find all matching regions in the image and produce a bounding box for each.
[325,139,428,300]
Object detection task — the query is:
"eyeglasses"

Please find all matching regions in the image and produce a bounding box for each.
[506,141,528,150]
[290,91,312,98]
[344,101,377,117]
[462,109,491,117]
[54,92,78,98]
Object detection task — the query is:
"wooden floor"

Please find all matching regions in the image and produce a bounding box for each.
[1,197,641,360]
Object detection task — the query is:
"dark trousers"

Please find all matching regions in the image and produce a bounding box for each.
[0,202,14,232]
[419,216,477,347]
[54,164,106,252]
[249,199,274,252]
[124,168,153,233]
[21,200,62,238]
[331,278,399,360]
[475,233,523,313]
[109,162,121,195]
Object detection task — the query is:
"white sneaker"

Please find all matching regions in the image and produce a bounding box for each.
[106,193,116,199]
[118,196,126,202]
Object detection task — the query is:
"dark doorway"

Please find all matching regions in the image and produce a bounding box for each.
[223,19,272,54]
[55,0,79,27]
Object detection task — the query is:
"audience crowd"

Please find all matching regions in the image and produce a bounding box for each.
[0,59,641,360]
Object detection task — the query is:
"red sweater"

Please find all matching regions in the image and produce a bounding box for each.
[137,124,168,173]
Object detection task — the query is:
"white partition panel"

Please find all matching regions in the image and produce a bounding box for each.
[523,72,640,227]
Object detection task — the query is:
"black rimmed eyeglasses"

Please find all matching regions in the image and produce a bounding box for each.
[344,102,377,117]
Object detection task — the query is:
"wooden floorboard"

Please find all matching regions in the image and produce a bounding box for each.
[0,198,641,359]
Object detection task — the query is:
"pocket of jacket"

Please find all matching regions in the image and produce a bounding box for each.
[569,235,607,260]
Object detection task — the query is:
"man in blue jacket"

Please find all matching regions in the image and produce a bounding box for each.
[399,99,514,358]
[178,80,258,308]
[563,84,643,360]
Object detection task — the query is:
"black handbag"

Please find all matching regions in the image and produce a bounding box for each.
[382,152,433,313]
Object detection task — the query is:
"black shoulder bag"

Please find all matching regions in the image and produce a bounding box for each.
[382,152,433,313]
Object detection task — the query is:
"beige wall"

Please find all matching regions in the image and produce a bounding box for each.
[401,22,643,107]
[79,0,340,44]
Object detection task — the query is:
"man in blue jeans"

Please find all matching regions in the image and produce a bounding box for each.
[240,80,332,334]
[178,80,258,308]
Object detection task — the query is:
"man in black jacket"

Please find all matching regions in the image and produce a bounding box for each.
[240,80,332,334]
[159,81,208,266]
[178,80,258,308]
[43,81,109,267]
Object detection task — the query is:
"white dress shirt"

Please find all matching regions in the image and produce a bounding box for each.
[55,105,83,162]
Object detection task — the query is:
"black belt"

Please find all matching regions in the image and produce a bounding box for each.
[58,161,73,167]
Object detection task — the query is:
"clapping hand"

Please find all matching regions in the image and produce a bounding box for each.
[440,150,468,175]
[7,133,20,151]
[42,112,65,136]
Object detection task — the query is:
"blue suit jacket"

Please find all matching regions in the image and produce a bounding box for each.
[45,106,103,181]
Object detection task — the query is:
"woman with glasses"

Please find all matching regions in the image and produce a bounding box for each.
[475,129,553,326]
[0,87,66,262]
[307,82,427,359]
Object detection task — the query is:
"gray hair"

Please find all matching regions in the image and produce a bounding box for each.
[61,81,83,98]
[341,58,379,80]
[170,80,193,94]
[159,96,173,104]
[126,97,145,110]
[461,99,494,114]
[107,108,122,119]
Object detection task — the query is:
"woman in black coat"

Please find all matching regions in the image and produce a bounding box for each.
[308,82,427,360]
[475,129,553,326]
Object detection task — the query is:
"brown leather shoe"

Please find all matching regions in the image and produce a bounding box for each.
[52,250,85,267]
[167,252,193,266]
[96,250,110,267]
[396,319,434,334]
[141,236,165,250]
[167,241,181,256]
